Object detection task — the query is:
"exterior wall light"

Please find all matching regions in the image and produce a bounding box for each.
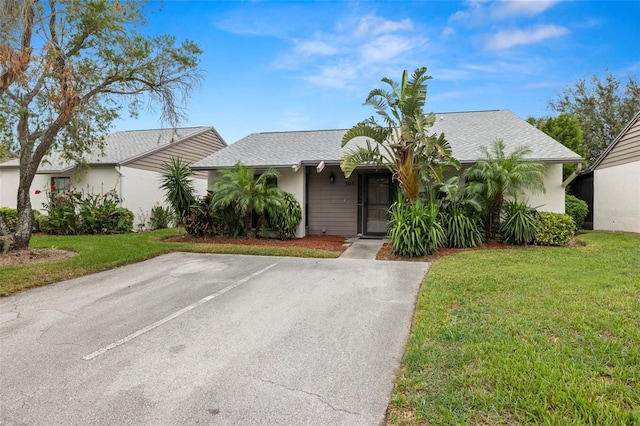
[329,172,336,184]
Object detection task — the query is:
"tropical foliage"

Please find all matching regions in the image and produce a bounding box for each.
[211,163,283,238]
[159,157,196,224]
[341,67,458,202]
[435,176,485,248]
[39,188,133,235]
[498,200,538,245]
[266,192,302,240]
[388,194,444,257]
[149,204,174,230]
[465,139,546,239]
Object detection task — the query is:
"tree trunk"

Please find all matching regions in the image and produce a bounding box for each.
[13,183,34,250]
[245,211,255,238]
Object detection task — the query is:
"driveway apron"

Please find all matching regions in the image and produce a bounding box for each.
[0,252,429,425]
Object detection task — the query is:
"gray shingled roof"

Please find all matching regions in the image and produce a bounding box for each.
[192,110,582,170]
[0,127,212,172]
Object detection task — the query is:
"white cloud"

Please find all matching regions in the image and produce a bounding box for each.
[441,27,456,38]
[490,0,561,19]
[355,15,413,37]
[303,62,360,89]
[294,39,341,56]
[485,24,568,49]
[275,13,426,89]
[450,0,561,23]
[360,34,418,63]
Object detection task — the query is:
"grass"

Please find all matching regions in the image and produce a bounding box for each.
[0,229,340,296]
[388,232,640,425]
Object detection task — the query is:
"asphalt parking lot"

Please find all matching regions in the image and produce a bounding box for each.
[0,252,429,425]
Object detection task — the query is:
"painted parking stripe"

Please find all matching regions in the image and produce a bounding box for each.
[82,262,278,361]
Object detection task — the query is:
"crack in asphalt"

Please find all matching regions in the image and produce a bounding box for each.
[254,376,362,417]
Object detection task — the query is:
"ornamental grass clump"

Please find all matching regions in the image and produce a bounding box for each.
[498,200,538,245]
[388,196,444,257]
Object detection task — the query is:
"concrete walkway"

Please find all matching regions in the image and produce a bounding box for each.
[340,238,385,260]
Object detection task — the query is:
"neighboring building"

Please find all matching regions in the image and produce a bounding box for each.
[192,110,583,238]
[0,127,226,227]
[585,111,640,233]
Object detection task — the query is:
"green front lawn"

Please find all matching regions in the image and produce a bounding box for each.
[0,229,340,296]
[388,232,640,424]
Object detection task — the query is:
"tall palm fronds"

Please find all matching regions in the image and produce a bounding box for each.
[211,163,283,237]
[340,67,458,202]
[464,139,546,239]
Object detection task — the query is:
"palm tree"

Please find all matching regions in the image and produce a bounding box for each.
[159,157,196,225]
[211,163,283,237]
[340,67,458,202]
[464,139,546,239]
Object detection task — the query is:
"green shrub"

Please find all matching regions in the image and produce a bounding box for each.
[267,192,302,240]
[565,193,588,231]
[32,210,43,232]
[42,189,132,234]
[185,196,218,237]
[35,213,49,234]
[498,200,537,245]
[388,196,444,257]
[149,204,174,229]
[535,212,574,246]
[112,208,134,233]
[439,204,484,248]
[0,207,18,231]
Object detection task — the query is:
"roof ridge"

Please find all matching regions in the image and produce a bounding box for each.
[112,126,211,134]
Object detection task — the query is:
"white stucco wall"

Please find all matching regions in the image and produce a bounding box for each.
[120,166,207,227]
[523,163,565,213]
[0,169,75,213]
[593,161,640,233]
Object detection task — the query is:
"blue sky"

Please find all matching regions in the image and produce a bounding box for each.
[113,0,640,144]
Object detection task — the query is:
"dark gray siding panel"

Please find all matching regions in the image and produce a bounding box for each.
[307,165,358,236]
[598,117,640,169]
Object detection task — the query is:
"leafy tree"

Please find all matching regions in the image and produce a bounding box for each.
[0,0,202,250]
[465,139,546,239]
[211,163,283,238]
[549,70,640,164]
[159,157,196,224]
[341,67,458,203]
[527,113,585,179]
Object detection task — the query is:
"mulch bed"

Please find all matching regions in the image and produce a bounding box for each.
[164,234,349,253]
[376,239,549,262]
[0,248,77,268]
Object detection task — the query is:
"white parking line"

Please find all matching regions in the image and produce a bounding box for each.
[82,262,278,361]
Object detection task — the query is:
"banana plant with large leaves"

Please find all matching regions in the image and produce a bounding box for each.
[340,67,459,202]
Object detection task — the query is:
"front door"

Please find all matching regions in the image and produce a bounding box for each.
[363,174,392,236]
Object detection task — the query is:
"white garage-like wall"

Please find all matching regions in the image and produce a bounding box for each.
[593,161,640,232]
